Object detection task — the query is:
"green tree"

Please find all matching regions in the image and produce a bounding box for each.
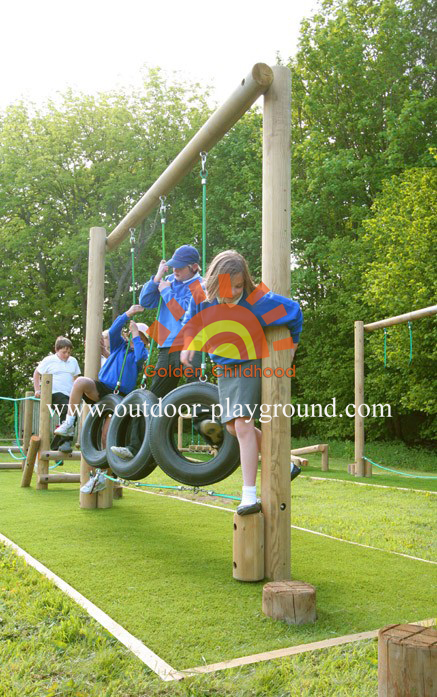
[0,69,211,400]
[288,0,436,440]
[362,163,437,440]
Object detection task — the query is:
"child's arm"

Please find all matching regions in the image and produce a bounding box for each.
[108,305,144,350]
[255,292,303,345]
[179,296,201,364]
[139,261,170,308]
[33,367,41,397]
[129,321,149,364]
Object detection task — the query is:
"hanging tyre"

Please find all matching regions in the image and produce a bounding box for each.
[149,382,240,486]
[106,389,158,480]
[81,393,123,469]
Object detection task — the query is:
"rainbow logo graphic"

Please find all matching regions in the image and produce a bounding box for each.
[146,275,296,360]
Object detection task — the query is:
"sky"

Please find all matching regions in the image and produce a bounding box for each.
[1,0,319,109]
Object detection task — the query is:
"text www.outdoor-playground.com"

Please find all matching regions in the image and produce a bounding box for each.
[47,398,391,423]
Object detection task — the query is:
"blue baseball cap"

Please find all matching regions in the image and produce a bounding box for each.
[166,245,200,269]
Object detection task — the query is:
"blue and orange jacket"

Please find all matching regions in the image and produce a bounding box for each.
[179,289,303,366]
[139,273,203,348]
[98,312,148,394]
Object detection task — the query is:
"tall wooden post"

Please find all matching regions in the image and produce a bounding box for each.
[354,321,365,477]
[23,390,34,453]
[261,66,292,580]
[36,374,52,491]
[80,227,107,510]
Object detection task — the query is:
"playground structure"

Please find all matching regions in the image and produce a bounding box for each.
[290,443,328,470]
[17,375,124,497]
[20,375,81,488]
[1,68,435,692]
[78,63,294,583]
[352,305,437,477]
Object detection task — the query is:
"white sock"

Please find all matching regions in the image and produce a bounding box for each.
[65,415,75,427]
[240,485,257,506]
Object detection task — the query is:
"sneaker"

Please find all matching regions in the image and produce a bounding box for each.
[54,421,75,437]
[290,462,302,482]
[80,472,106,494]
[80,474,98,494]
[110,446,134,460]
[93,472,107,492]
[58,440,73,453]
[198,419,223,446]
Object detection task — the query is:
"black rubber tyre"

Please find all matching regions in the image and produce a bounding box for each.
[106,389,158,480]
[149,382,240,486]
[81,393,123,469]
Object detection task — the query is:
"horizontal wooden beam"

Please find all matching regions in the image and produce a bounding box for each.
[290,456,308,466]
[0,463,23,469]
[38,473,81,484]
[364,305,437,332]
[106,63,274,251]
[40,450,81,460]
[290,445,327,455]
[0,445,23,453]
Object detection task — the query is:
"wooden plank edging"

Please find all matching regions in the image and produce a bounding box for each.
[0,533,183,682]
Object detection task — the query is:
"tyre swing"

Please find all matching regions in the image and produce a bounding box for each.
[105,200,168,480]
[81,228,149,472]
[81,393,123,468]
[149,153,240,486]
[149,381,240,486]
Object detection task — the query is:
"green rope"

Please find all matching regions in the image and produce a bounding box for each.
[141,197,166,388]
[116,478,241,501]
[200,152,208,379]
[363,456,437,479]
[114,228,138,394]
[0,395,39,402]
[130,228,137,305]
[114,335,132,395]
[0,395,66,467]
[408,321,413,365]
[9,400,26,459]
[383,328,388,368]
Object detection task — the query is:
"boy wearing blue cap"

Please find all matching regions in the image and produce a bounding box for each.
[110,245,213,460]
[138,244,203,396]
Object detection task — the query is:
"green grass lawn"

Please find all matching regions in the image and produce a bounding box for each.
[0,447,436,695]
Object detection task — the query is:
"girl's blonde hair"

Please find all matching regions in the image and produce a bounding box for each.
[204,250,256,302]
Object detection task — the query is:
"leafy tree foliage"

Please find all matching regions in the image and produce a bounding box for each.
[0,0,435,448]
[288,0,436,441]
[362,162,437,440]
[0,69,211,399]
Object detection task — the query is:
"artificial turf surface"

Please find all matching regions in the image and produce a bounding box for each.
[0,466,435,671]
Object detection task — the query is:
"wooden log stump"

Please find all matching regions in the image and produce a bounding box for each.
[233,512,264,582]
[113,483,123,499]
[262,580,316,625]
[21,435,40,487]
[378,624,437,697]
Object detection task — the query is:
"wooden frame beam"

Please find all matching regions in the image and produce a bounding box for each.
[106,64,274,251]
[355,305,437,477]
[364,305,437,332]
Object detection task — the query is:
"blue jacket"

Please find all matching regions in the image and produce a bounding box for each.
[180,290,303,365]
[98,312,148,394]
[139,273,203,348]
